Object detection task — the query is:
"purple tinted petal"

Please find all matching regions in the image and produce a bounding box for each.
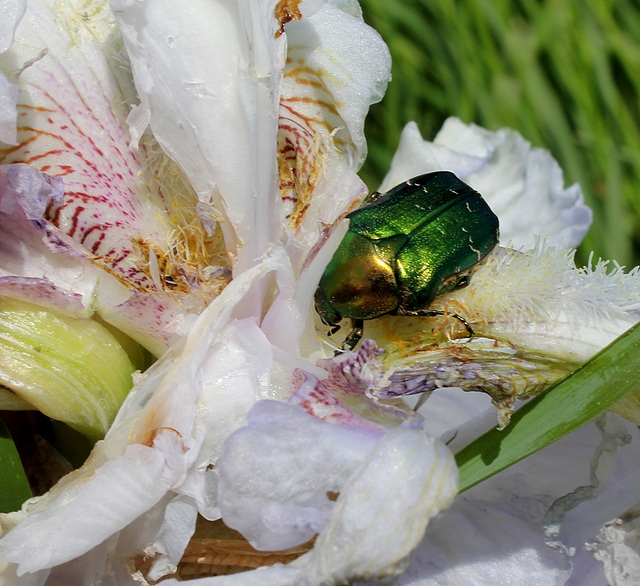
[290,340,420,431]
[0,163,63,219]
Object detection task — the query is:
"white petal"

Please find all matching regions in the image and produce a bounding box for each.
[278,1,390,253]
[2,0,173,289]
[0,444,167,574]
[284,1,390,171]
[586,505,640,586]
[0,73,19,145]
[217,400,380,550]
[214,400,457,585]
[0,560,47,586]
[379,121,488,191]
[0,0,25,145]
[293,427,458,583]
[397,495,572,585]
[398,414,640,585]
[186,317,283,521]
[549,416,640,558]
[113,0,285,273]
[381,118,592,250]
[145,495,199,582]
[0,0,26,52]
[0,164,193,355]
[0,253,287,576]
[412,386,500,451]
[0,1,219,354]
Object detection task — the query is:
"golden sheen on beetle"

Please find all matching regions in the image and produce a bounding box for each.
[315,171,500,351]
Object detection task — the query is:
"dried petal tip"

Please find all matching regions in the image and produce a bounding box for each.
[379,337,578,429]
[0,164,63,219]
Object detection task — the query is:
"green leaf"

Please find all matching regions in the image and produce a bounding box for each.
[456,320,640,492]
[0,419,31,513]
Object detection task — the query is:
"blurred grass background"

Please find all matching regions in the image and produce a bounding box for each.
[358,0,640,268]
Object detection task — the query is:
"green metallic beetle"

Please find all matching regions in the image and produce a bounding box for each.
[315,171,500,351]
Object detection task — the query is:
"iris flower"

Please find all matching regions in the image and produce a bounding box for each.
[1,0,639,584]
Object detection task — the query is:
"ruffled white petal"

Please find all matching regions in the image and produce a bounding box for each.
[396,413,640,585]
[586,505,640,585]
[381,118,592,250]
[271,1,391,269]
[293,426,457,584]
[284,1,390,171]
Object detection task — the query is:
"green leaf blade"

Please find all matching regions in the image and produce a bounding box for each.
[0,420,31,513]
[456,321,640,492]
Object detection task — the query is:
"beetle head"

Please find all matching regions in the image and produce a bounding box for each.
[314,285,343,330]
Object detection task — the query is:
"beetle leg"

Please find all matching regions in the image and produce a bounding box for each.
[329,324,341,336]
[412,391,433,412]
[338,319,364,353]
[407,309,474,337]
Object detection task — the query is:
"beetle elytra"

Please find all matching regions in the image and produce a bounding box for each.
[315,171,499,351]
